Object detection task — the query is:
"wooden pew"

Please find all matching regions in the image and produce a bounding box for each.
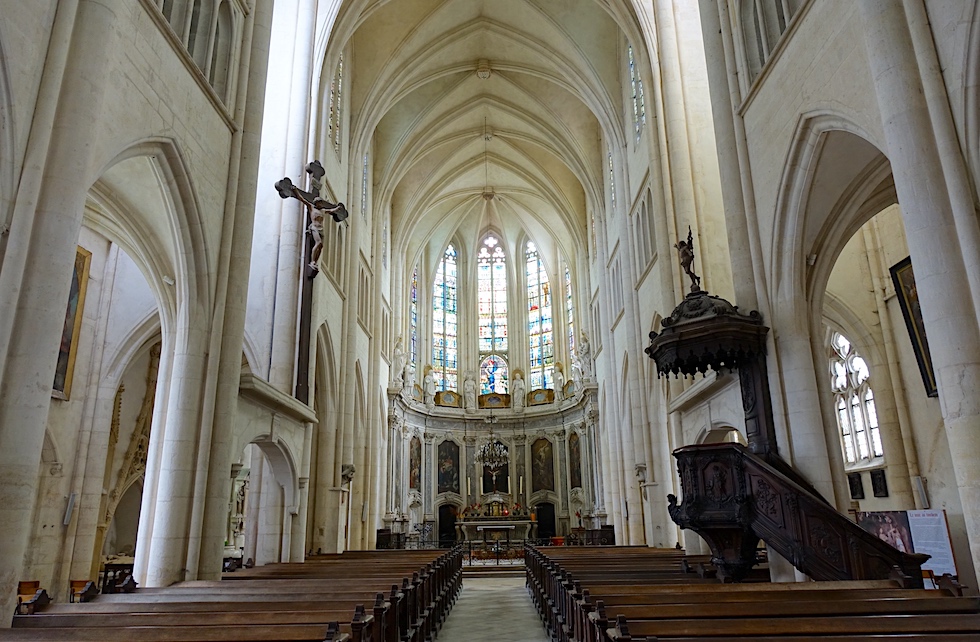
[605,611,980,641]
[526,544,980,642]
[4,547,462,642]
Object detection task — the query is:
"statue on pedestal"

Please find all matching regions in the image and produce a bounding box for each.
[573,332,593,380]
[512,371,526,413]
[423,366,436,410]
[392,336,407,387]
[554,362,565,402]
[463,373,477,414]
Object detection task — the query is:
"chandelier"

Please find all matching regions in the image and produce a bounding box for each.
[475,428,509,492]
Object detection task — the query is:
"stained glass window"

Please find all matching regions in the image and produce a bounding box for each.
[382,224,387,269]
[608,152,616,212]
[480,355,508,395]
[409,264,418,366]
[361,153,369,218]
[329,54,344,154]
[628,44,646,141]
[478,235,508,391]
[526,241,554,390]
[432,247,458,390]
[830,332,883,465]
[565,261,575,358]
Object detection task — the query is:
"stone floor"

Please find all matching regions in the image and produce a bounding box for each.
[438,575,551,642]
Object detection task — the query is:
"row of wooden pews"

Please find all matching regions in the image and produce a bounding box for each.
[527,545,980,642]
[1,547,462,642]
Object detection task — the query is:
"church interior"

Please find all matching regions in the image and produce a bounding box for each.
[2,0,980,637]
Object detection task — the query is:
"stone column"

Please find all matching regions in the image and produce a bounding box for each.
[423,433,435,519]
[859,0,980,583]
[0,0,115,622]
[196,0,274,581]
[262,0,319,391]
[143,324,210,586]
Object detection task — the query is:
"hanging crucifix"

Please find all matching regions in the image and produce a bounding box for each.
[275,160,348,277]
[275,160,348,403]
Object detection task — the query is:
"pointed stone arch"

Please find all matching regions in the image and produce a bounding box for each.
[0,31,14,239]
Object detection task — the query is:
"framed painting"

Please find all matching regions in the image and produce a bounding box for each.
[531,438,555,492]
[889,257,937,397]
[437,440,459,495]
[409,436,422,490]
[569,432,582,490]
[53,246,92,400]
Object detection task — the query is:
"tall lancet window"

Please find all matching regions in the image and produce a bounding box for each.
[328,54,345,155]
[565,261,575,357]
[432,246,458,390]
[478,234,508,393]
[830,332,883,465]
[409,264,419,366]
[526,241,554,390]
[628,44,646,141]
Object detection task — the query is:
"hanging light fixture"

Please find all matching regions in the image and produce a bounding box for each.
[475,426,509,491]
[482,117,495,202]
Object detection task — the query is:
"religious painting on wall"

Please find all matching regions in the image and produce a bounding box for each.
[437,440,459,495]
[53,246,92,400]
[890,257,937,397]
[531,438,555,492]
[569,432,582,489]
[409,436,422,490]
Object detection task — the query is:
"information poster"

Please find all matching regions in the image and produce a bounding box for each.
[907,509,958,578]
[857,509,958,585]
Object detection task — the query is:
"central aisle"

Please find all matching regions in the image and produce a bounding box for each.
[439,574,551,642]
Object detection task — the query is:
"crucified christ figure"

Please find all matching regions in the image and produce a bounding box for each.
[275,160,348,273]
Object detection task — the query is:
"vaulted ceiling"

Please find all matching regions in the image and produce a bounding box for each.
[325,0,647,271]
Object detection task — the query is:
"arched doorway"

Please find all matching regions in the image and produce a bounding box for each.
[437,504,457,548]
[537,502,557,542]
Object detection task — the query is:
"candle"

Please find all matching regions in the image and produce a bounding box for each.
[519,476,523,495]
[467,477,471,496]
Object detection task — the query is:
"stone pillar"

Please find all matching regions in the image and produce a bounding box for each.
[0,0,115,622]
[261,0,319,391]
[290,477,309,562]
[859,0,980,584]
[142,317,210,587]
[769,320,838,502]
[423,433,435,519]
[196,0,274,581]
[312,402,339,552]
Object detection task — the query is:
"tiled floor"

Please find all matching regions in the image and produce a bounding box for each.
[438,575,551,642]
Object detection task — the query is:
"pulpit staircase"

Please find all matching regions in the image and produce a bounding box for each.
[667,441,928,584]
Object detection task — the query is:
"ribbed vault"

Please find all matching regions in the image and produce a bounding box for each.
[321,0,650,272]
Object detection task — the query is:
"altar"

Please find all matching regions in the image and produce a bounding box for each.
[455,494,537,542]
[458,519,536,542]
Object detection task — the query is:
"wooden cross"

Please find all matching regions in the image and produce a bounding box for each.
[275,160,348,403]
